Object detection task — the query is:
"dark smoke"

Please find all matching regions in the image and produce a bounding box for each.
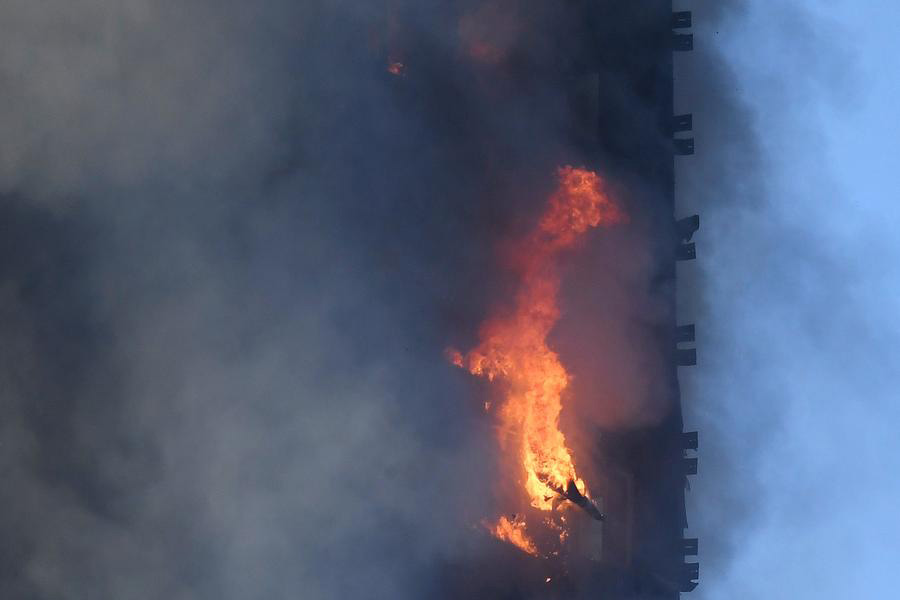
[0,1,847,599]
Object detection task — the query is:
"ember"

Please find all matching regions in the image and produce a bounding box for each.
[387,61,406,76]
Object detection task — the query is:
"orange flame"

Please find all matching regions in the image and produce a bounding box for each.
[454,166,626,550]
[489,515,538,556]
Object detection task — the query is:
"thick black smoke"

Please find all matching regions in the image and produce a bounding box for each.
[0,3,505,598]
[0,1,839,598]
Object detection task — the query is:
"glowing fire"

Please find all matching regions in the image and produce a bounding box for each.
[453,166,626,552]
[387,60,406,76]
[490,515,538,556]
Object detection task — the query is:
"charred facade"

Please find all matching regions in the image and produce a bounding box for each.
[582,3,701,597]
[544,2,703,596]
[384,1,705,598]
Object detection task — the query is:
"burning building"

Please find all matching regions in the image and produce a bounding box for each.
[383,1,703,598]
[0,0,718,597]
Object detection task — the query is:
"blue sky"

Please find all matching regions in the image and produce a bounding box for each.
[678,2,900,597]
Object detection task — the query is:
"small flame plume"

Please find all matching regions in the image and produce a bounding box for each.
[490,515,538,556]
[453,166,626,552]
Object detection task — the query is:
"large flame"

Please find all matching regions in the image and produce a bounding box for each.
[453,166,626,551]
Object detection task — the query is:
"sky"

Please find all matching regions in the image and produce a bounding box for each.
[677,1,900,597]
[0,1,898,599]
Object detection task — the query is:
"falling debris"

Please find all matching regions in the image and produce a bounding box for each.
[559,479,605,522]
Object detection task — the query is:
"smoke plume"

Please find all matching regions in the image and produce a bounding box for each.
[0,1,855,599]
